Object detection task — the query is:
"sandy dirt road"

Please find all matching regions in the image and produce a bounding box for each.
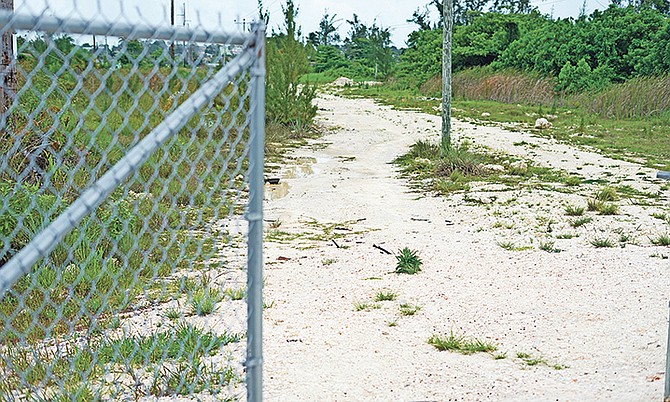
[261,93,670,401]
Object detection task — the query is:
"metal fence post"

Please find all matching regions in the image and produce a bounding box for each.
[665,300,670,402]
[246,22,265,402]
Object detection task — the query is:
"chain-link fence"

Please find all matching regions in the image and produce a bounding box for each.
[0,3,264,401]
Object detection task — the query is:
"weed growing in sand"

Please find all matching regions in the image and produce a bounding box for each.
[99,323,242,366]
[590,238,615,248]
[223,287,246,301]
[428,332,497,355]
[190,288,223,316]
[570,216,592,228]
[564,205,585,216]
[164,308,181,321]
[395,247,422,274]
[595,187,618,202]
[563,176,582,186]
[354,302,381,312]
[650,252,669,259]
[556,233,579,239]
[322,258,337,266]
[587,198,604,212]
[493,352,508,360]
[618,233,633,244]
[539,241,561,253]
[497,241,516,251]
[374,290,398,302]
[598,203,620,215]
[515,351,567,369]
[650,234,670,246]
[399,303,422,316]
[651,212,668,221]
[387,319,399,327]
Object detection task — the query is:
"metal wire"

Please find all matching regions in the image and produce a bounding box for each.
[0,2,264,400]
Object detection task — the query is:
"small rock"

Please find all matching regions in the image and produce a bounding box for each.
[481,112,491,117]
[535,117,552,129]
[484,164,505,173]
[414,157,432,165]
[332,77,354,87]
[510,160,528,171]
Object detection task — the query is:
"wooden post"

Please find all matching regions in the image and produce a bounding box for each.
[441,0,453,155]
[0,0,15,117]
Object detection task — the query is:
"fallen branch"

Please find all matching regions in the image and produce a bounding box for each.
[373,244,392,255]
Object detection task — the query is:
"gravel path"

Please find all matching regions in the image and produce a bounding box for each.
[262,93,670,401]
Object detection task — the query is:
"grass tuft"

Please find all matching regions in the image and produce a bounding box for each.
[190,288,223,316]
[374,290,398,302]
[564,205,585,216]
[539,241,561,253]
[399,303,422,316]
[570,216,592,228]
[590,238,615,248]
[650,234,670,246]
[595,187,618,202]
[428,331,497,355]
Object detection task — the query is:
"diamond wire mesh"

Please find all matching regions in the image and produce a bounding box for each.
[0,3,262,401]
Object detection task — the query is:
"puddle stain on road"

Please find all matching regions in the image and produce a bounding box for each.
[265,156,326,200]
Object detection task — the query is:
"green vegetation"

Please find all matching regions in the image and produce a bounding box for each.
[374,290,398,302]
[590,238,615,248]
[650,234,670,246]
[570,217,593,228]
[399,303,422,316]
[395,247,423,274]
[539,241,560,253]
[564,205,585,216]
[354,301,381,312]
[223,287,246,301]
[428,332,497,355]
[2,323,242,398]
[190,288,224,316]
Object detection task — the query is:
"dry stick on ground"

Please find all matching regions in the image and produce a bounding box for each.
[373,244,392,255]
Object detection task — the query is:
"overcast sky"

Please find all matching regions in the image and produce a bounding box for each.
[14,0,610,47]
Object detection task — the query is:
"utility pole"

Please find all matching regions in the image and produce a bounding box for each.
[0,0,15,118]
[441,0,453,154]
[170,0,175,59]
[179,2,191,66]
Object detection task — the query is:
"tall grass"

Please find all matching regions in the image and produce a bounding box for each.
[421,67,556,106]
[579,75,670,119]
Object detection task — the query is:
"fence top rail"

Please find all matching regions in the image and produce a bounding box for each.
[0,9,255,45]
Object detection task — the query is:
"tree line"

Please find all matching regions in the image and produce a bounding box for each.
[304,0,670,96]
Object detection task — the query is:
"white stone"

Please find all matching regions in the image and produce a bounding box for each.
[534,117,552,129]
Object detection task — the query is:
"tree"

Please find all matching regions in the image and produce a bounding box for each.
[280,0,300,40]
[442,0,453,153]
[308,10,341,46]
[407,6,433,30]
[257,0,270,26]
[343,15,394,78]
[265,1,317,129]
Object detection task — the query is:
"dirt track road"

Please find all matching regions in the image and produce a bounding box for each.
[262,93,670,401]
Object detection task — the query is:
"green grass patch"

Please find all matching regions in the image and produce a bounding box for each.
[374,290,398,302]
[399,303,422,316]
[428,332,497,355]
[590,238,615,248]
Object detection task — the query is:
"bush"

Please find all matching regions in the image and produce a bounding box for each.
[266,35,317,130]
